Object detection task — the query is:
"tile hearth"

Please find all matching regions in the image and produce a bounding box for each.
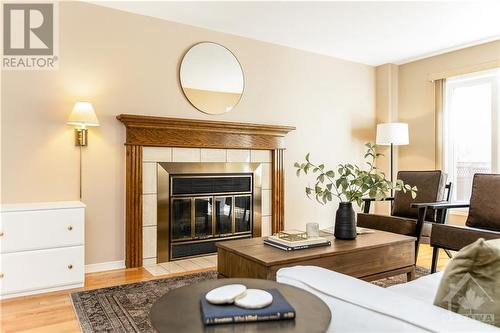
[144,254,217,276]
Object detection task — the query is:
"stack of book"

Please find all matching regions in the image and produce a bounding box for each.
[264,233,331,251]
[200,288,295,325]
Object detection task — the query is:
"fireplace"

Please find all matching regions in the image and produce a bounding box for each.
[117,115,295,268]
[157,162,262,262]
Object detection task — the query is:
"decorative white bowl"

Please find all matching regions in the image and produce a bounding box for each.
[205,284,247,304]
[234,289,273,309]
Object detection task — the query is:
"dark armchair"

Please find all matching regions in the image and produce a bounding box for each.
[358,170,451,262]
[425,174,500,273]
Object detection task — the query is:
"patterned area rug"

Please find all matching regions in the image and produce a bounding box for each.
[71,267,429,332]
[371,266,430,288]
[71,271,218,333]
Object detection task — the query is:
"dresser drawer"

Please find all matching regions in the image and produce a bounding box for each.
[0,246,84,297]
[0,208,84,253]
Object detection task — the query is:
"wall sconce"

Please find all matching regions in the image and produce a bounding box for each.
[67,102,99,199]
[67,102,100,146]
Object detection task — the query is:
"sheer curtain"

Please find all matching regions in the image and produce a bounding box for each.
[434,79,445,170]
[440,69,499,202]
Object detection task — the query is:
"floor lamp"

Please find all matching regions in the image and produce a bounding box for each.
[375,123,409,197]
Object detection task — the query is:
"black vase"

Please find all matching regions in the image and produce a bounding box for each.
[334,202,357,240]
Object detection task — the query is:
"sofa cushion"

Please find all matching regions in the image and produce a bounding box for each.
[466,174,500,231]
[434,238,500,327]
[392,170,447,222]
[277,266,497,332]
[388,272,443,303]
[357,213,417,236]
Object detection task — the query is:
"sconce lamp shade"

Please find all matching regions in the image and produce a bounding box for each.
[376,123,409,146]
[67,102,99,127]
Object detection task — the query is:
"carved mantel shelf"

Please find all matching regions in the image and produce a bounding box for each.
[117,114,295,150]
[117,114,295,268]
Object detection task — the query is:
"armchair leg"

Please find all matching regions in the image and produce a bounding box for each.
[414,206,428,263]
[431,247,439,273]
[444,249,453,258]
[363,200,371,214]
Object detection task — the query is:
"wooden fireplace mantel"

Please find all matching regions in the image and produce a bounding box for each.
[116,114,295,149]
[117,114,295,268]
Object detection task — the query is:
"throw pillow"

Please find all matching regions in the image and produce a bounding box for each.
[433,238,500,327]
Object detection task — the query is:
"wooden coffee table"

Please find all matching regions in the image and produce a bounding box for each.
[216,229,416,281]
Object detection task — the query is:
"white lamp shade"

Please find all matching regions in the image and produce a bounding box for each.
[376,123,409,145]
[67,102,99,127]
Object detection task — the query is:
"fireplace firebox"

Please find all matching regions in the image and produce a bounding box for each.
[157,163,262,262]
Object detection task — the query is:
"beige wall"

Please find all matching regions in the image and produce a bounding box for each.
[1,2,375,265]
[397,40,500,170]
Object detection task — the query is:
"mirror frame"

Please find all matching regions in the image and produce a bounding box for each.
[179,42,245,115]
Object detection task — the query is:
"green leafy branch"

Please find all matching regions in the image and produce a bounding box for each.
[294,143,417,207]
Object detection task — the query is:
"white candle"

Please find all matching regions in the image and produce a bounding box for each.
[306,223,320,238]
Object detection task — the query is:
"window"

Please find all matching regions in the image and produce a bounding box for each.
[444,69,500,202]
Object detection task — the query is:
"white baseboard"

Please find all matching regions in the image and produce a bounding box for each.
[85,260,125,273]
[0,282,84,300]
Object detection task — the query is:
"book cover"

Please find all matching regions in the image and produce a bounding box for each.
[263,239,331,251]
[267,235,330,247]
[200,288,296,325]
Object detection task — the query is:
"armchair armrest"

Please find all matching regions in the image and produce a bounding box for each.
[362,197,394,213]
[411,201,469,209]
[431,223,500,251]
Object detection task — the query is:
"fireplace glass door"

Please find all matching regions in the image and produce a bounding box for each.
[195,197,213,238]
[215,196,233,235]
[235,195,251,233]
[171,199,192,240]
[168,174,253,260]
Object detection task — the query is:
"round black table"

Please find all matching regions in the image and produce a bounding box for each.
[150,278,331,333]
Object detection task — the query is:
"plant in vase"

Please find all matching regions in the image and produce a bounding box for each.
[294,143,417,240]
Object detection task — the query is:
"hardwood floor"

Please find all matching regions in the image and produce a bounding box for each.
[0,245,449,333]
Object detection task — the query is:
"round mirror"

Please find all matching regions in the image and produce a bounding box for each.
[180,42,244,115]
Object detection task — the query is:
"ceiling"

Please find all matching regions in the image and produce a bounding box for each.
[92,1,500,66]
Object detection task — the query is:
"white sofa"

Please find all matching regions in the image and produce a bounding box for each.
[277,266,498,332]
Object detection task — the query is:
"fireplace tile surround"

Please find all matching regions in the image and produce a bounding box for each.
[142,147,273,266]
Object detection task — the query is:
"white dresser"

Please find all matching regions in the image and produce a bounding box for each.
[0,201,85,299]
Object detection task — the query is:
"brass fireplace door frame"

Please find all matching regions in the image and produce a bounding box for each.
[157,162,263,263]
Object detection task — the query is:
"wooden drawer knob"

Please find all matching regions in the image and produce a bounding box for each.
[67,225,73,231]
[0,273,4,279]
[68,264,73,270]
[0,231,4,237]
